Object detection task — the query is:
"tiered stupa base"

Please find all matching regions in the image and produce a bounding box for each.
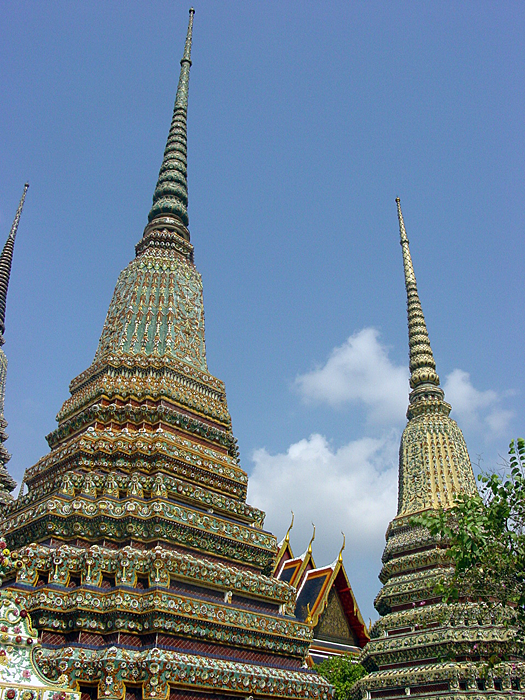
[37,646,328,700]
[352,519,525,699]
[355,662,525,699]
[0,223,331,699]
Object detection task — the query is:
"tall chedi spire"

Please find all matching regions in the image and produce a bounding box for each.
[0,12,330,700]
[353,200,525,700]
[395,197,476,515]
[0,183,29,505]
[147,7,193,231]
[136,8,194,256]
[397,197,440,397]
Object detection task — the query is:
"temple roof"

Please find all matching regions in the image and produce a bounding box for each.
[274,529,369,651]
[297,560,369,648]
[275,524,316,588]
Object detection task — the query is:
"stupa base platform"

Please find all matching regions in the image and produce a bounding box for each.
[35,646,332,700]
[351,662,525,699]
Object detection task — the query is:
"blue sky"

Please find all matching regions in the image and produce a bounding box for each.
[1,1,524,622]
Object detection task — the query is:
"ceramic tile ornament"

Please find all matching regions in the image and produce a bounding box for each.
[0,545,79,700]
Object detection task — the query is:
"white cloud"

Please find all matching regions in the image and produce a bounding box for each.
[295,328,409,425]
[254,333,515,619]
[294,327,514,439]
[248,432,399,620]
[443,369,514,438]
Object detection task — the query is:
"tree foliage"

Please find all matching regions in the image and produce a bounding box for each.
[315,656,367,700]
[415,438,525,647]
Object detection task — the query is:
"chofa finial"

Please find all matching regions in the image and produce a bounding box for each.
[307,523,316,554]
[284,511,294,543]
[338,531,346,563]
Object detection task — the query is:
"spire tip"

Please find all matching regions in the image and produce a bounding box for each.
[146,8,195,232]
[396,200,441,398]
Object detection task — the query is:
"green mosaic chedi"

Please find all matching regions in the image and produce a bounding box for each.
[352,200,525,699]
[0,11,331,700]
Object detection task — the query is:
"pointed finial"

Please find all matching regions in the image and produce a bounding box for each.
[305,602,312,624]
[147,9,195,232]
[0,183,29,340]
[338,531,346,564]
[175,8,195,109]
[396,198,442,401]
[284,511,294,544]
[307,523,316,554]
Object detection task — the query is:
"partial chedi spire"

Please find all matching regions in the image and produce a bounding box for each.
[148,8,195,233]
[396,197,442,402]
[0,183,29,342]
[0,183,29,505]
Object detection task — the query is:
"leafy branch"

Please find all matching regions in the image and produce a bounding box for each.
[414,438,525,651]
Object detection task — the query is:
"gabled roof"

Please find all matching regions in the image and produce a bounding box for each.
[295,562,334,623]
[277,549,315,588]
[295,555,369,648]
[275,524,316,589]
[274,526,369,650]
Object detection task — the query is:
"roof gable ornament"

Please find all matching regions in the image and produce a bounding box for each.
[307,523,316,555]
[284,510,295,544]
[337,531,345,564]
[273,511,295,576]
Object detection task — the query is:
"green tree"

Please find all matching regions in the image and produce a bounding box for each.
[315,656,367,700]
[415,438,525,649]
